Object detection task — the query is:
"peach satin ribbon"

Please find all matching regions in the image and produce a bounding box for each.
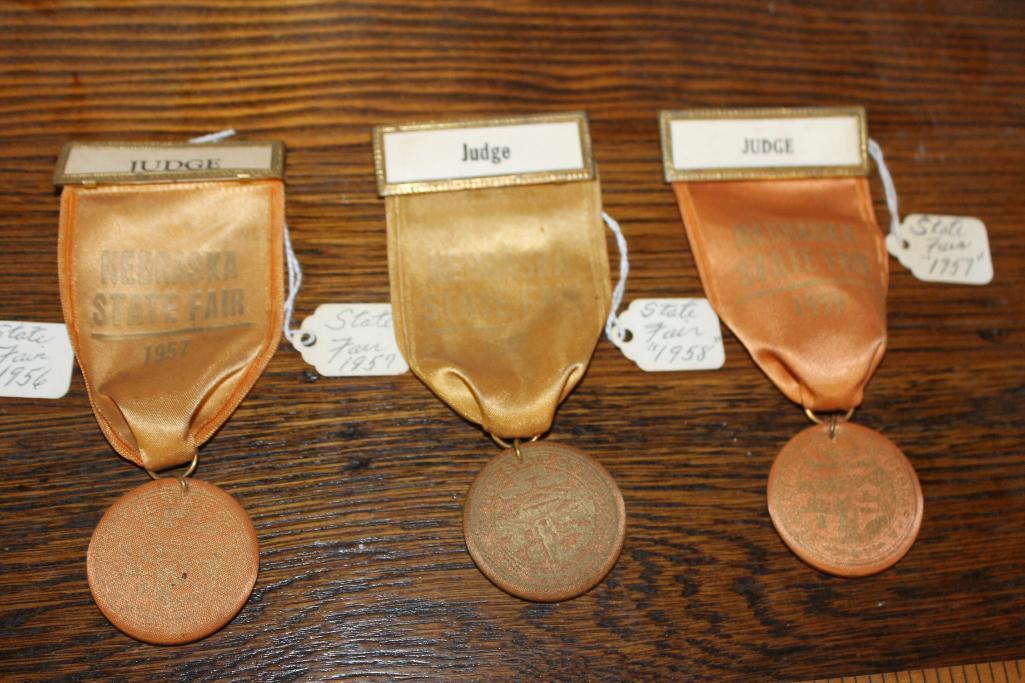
[58,180,284,471]
[673,177,888,412]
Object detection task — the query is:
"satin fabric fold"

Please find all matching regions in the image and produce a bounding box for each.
[387,180,610,438]
[673,177,888,411]
[58,180,284,471]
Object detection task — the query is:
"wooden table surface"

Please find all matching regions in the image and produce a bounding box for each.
[1,1,1023,680]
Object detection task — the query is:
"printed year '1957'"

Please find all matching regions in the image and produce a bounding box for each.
[144,340,190,364]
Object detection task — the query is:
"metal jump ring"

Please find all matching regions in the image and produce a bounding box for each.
[803,407,856,425]
[146,452,199,492]
[490,433,540,459]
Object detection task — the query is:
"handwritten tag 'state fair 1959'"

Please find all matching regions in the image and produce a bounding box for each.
[295,304,409,377]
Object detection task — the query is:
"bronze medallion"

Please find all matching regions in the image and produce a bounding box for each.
[767,421,923,577]
[463,441,625,602]
[87,478,259,644]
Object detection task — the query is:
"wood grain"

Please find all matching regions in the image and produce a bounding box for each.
[807,659,1025,683]
[1,1,1023,680]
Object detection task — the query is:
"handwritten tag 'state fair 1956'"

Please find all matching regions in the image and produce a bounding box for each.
[0,321,74,399]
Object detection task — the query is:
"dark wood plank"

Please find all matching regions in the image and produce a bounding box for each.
[806,659,1025,683]
[0,1,1023,680]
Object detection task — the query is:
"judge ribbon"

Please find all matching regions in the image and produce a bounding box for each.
[375,112,625,601]
[55,140,284,643]
[661,107,922,576]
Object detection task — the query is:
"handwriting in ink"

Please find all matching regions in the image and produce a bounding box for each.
[0,323,54,345]
[906,215,987,279]
[648,341,717,365]
[640,301,706,345]
[908,215,975,261]
[327,336,399,373]
[640,300,701,321]
[927,256,977,278]
[324,306,393,331]
[0,344,52,389]
[0,325,57,391]
[632,300,721,368]
[906,214,967,239]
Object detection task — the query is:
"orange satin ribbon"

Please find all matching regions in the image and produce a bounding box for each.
[58,180,284,471]
[386,180,611,438]
[673,177,888,412]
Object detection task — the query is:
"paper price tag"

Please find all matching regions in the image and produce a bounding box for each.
[612,298,725,372]
[885,214,993,285]
[294,304,409,376]
[0,321,74,399]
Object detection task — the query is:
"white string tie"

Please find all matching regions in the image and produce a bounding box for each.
[282,223,305,345]
[187,128,237,144]
[867,138,901,239]
[602,211,630,346]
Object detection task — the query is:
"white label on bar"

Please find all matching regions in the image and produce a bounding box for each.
[661,108,867,181]
[375,113,593,194]
[56,142,282,184]
[64,144,273,176]
[0,321,74,399]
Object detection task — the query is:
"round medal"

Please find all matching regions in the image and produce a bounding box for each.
[767,421,923,577]
[463,442,625,602]
[87,478,259,644]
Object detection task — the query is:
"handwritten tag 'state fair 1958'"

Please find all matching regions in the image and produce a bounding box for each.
[612,298,725,372]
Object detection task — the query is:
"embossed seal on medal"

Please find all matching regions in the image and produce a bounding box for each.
[87,478,259,644]
[463,441,625,602]
[767,421,923,577]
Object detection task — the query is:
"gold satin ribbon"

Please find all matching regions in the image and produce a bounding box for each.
[673,177,888,412]
[387,180,611,438]
[58,180,284,471]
